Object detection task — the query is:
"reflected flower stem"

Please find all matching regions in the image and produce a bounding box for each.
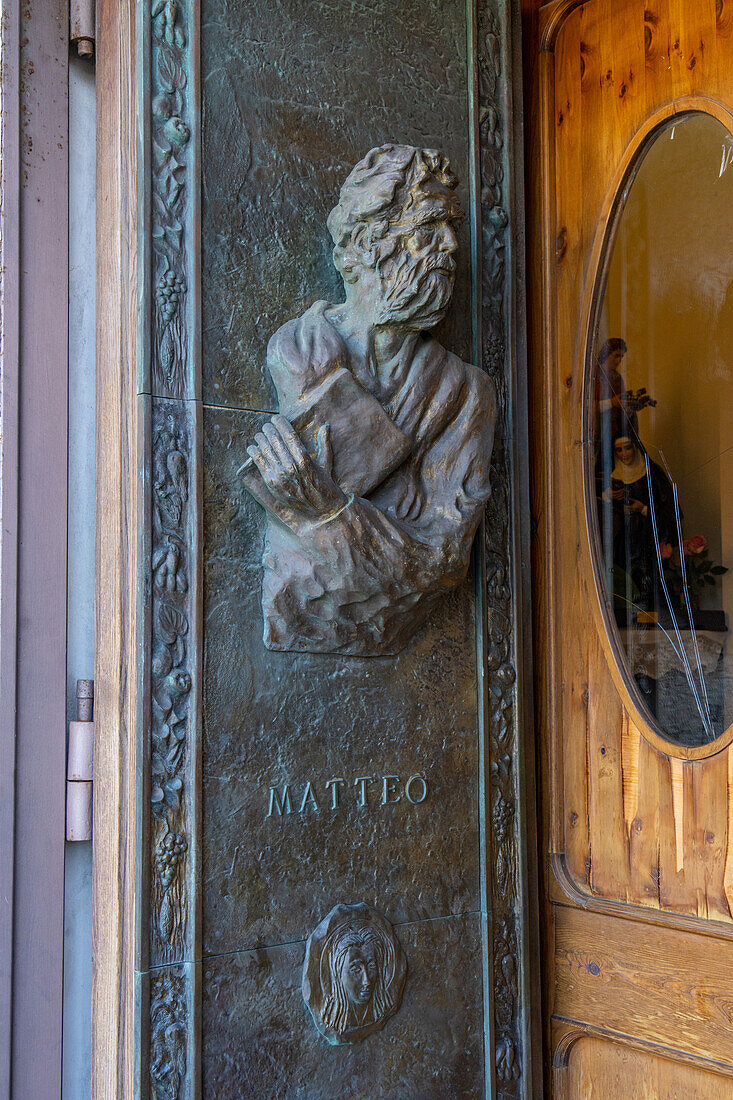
[645,454,714,740]
[671,480,712,728]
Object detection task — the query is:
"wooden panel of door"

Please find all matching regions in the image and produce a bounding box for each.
[554,905,733,1065]
[533,0,733,1090]
[564,1036,731,1099]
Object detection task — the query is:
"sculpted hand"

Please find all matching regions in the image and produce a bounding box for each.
[246,415,347,524]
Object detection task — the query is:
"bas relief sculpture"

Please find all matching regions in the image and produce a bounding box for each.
[302,903,407,1045]
[241,144,496,655]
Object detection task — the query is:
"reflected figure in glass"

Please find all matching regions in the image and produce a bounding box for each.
[586,113,733,749]
[596,427,677,619]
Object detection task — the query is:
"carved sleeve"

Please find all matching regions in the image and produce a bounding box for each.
[261,402,493,656]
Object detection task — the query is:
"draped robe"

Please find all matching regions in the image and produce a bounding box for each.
[258,301,496,655]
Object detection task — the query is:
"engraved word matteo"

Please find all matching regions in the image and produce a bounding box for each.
[303,902,407,1045]
[266,772,428,819]
[240,144,496,657]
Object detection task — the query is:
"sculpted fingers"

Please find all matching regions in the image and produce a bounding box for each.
[262,420,297,472]
[247,433,289,494]
[253,430,281,472]
[247,421,309,504]
[246,415,344,521]
[246,442,274,484]
[271,415,308,467]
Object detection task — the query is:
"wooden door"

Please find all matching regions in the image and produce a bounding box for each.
[533,0,733,1094]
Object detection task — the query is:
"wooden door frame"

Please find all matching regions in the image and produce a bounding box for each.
[92,0,140,1095]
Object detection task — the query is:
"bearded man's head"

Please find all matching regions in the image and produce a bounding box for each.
[327,144,463,329]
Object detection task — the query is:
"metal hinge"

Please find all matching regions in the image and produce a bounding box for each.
[70,0,95,60]
[66,679,94,841]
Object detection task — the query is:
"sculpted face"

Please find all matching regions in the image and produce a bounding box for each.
[614,437,636,466]
[340,942,378,1007]
[375,185,461,328]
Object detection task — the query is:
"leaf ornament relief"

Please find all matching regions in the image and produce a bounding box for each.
[477,2,524,1091]
[146,0,197,1093]
[151,410,192,957]
[151,0,190,399]
[150,968,188,1100]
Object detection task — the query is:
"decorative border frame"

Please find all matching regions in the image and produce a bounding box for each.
[475,1,542,1096]
[139,0,202,1096]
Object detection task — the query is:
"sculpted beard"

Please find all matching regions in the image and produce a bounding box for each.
[375,244,456,328]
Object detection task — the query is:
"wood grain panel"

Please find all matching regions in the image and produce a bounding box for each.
[92,0,139,1096]
[555,905,733,1066]
[694,750,730,921]
[565,1035,733,1099]
[538,0,733,924]
[587,633,628,899]
[626,723,662,910]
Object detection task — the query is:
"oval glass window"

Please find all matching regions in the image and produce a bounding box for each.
[589,112,733,748]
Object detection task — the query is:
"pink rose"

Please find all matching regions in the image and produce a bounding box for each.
[658,541,673,560]
[683,535,707,555]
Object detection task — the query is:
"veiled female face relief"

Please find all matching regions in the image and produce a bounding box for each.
[341,943,378,1006]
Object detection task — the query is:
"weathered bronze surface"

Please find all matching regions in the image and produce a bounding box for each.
[240,145,496,655]
[191,0,537,1093]
[201,0,473,412]
[135,0,537,1089]
[200,0,489,1085]
[203,914,484,1098]
[203,410,479,951]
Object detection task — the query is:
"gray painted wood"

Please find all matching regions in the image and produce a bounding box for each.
[0,0,21,1092]
[1,1,69,1096]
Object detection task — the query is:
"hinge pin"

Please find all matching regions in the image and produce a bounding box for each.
[66,679,94,841]
[70,0,95,60]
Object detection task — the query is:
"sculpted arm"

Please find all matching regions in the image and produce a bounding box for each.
[244,415,455,583]
[261,487,478,654]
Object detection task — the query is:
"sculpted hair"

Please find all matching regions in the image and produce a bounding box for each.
[318,919,397,1035]
[327,143,459,284]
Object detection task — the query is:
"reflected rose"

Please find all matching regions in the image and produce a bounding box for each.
[659,541,673,561]
[683,535,707,555]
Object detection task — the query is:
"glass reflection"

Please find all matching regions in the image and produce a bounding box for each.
[591,113,733,747]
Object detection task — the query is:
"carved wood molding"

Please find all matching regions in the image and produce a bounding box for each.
[576,96,733,766]
[551,1016,733,1080]
[551,854,733,942]
[538,0,586,53]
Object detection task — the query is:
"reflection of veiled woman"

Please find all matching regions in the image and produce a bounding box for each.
[597,434,677,612]
[319,919,397,1037]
